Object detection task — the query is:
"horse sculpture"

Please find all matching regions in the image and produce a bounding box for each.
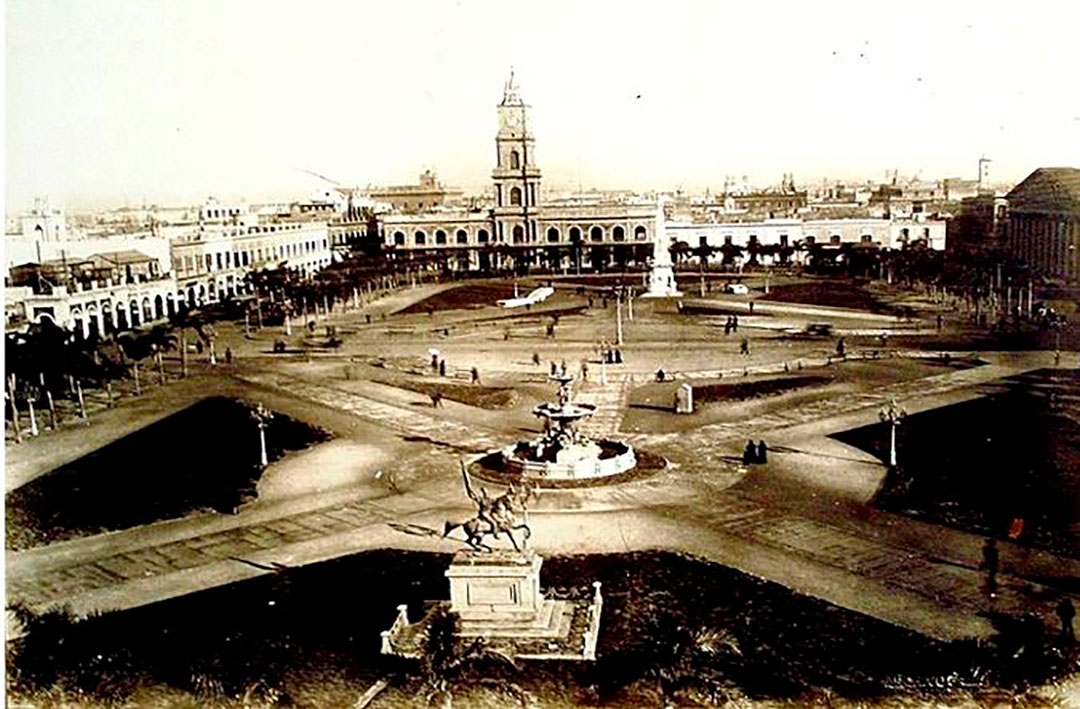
[444,461,536,552]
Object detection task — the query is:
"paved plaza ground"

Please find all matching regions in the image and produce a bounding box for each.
[6,276,1080,700]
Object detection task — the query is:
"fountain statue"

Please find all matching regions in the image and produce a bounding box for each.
[500,372,636,482]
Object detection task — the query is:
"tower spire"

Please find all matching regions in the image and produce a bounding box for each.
[502,67,521,106]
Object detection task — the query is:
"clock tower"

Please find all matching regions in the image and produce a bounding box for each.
[492,70,541,256]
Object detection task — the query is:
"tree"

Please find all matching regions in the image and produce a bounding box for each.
[419,606,529,709]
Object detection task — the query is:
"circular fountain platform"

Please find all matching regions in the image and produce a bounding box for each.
[469,448,667,489]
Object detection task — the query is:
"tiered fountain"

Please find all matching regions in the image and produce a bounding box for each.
[501,372,637,483]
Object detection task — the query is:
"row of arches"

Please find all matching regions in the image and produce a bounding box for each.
[393,229,491,247]
[390,224,649,248]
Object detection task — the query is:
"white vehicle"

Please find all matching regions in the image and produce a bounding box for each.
[723,283,750,295]
[497,286,555,308]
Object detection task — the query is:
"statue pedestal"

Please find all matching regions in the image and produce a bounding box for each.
[446,550,543,623]
[382,548,604,660]
[642,263,682,298]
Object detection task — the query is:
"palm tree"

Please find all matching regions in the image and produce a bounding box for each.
[419,606,529,709]
[669,239,691,267]
[141,325,178,385]
[691,243,717,295]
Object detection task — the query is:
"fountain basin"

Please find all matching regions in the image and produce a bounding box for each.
[502,438,637,480]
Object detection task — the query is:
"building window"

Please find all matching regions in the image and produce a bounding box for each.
[830,234,841,245]
[779,234,788,247]
[513,225,525,244]
[496,185,502,207]
[456,230,468,244]
[724,235,733,245]
[477,229,489,243]
[634,225,647,240]
[415,231,426,246]
[590,226,603,242]
[699,236,708,247]
[435,230,447,245]
[205,254,213,271]
[510,187,522,206]
[804,236,816,245]
[613,226,625,242]
[570,227,582,243]
[547,227,560,243]
[510,150,520,170]
[861,234,872,244]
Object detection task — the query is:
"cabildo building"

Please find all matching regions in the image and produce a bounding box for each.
[380,73,945,273]
[381,72,660,274]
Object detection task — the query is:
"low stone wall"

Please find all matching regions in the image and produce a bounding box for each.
[502,442,636,481]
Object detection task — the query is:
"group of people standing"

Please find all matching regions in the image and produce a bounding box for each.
[723,315,740,336]
[743,439,768,464]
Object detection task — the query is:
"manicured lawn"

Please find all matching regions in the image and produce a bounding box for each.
[6,397,331,550]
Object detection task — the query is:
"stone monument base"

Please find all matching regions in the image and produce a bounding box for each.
[641,263,682,298]
[382,550,602,661]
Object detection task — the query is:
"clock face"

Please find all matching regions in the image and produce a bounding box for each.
[500,106,524,133]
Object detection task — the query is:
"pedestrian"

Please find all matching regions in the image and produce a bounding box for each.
[740,338,750,356]
[836,338,846,358]
[550,361,557,376]
[743,440,758,465]
[366,313,372,324]
[533,352,541,366]
[560,360,567,376]
[439,359,447,377]
[615,349,623,364]
[225,347,232,365]
[581,361,589,381]
[588,297,594,308]
[431,354,439,371]
[749,301,754,314]
[936,314,943,330]
[1057,598,1075,643]
[733,315,739,332]
[1055,350,1062,366]
[196,340,204,354]
[980,538,999,596]
[656,368,665,383]
[757,440,768,463]
[471,366,480,384]
[430,392,442,408]
[504,329,511,341]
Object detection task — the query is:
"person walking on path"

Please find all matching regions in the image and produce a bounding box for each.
[439,359,447,377]
[471,367,480,385]
[836,338,846,358]
[430,391,443,408]
[581,361,589,381]
[1057,598,1075,643]
[533,352,541,366]
[757,440,768,463]
[740,338,750,356]
[981,538,999,597]
[225,347,232,365]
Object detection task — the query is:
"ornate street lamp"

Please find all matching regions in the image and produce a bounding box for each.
[879,398,906,469]
[250,402,274,467]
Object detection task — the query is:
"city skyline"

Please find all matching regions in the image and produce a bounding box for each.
[6,0,1080,213]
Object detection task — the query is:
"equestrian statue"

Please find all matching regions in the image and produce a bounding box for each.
[443,460,536,552]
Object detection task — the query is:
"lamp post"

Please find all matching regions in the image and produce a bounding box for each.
[250,402,274,468]
[879,398,906,469]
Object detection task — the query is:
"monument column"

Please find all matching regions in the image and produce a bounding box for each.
[642,197,682,298]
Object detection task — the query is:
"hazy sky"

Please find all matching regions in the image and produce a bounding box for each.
[5,0,1080,212]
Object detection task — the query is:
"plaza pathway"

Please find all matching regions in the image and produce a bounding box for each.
[7,350,1079,646]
